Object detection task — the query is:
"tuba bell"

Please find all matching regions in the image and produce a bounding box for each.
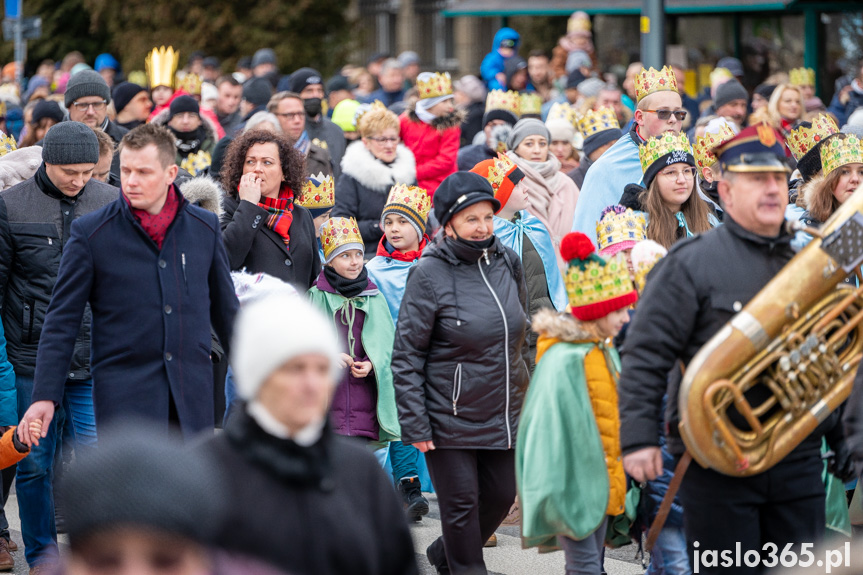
[678,184,863,476]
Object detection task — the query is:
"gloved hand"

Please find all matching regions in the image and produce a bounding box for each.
[824,441,856,483]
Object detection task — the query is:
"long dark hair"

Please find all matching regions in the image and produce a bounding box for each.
[220,129,304,198]
[641,177,712,249]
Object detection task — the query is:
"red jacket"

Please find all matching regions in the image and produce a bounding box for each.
[399,112,460,196]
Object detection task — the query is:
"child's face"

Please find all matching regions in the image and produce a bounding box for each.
[498,47,515,58]
[329,249,364,280]
[312,211,333,238]
[383,214,420,252]
[596,308,630,339]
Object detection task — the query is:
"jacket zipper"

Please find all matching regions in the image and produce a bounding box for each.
[478,248,512,449]
[181,253,188,292]
[452,363,462,415]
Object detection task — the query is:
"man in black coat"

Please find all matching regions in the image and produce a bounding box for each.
[19,124,238,446]
[619,126,852,574]
[290,68,346,179]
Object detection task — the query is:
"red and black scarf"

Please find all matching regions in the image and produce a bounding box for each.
[257,184,295,247]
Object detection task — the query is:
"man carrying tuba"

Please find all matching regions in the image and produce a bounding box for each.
[618,124,853,574]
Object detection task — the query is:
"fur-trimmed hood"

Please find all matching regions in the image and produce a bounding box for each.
[405,99,467,131]
[532,308,597,343]
[340,140,417,193]
[180,176,223,217]
[798,170,828,214]
[150,106,219,144]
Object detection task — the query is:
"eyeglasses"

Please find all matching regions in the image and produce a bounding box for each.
[643,109,687,122]
[660,167,697,180]
[274,112,305,120]
[71,100,108,112]
[367,136,400,145]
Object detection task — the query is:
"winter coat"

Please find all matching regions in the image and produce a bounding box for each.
[99,118,129,182]
[362,89,406,107]
[460,100,486,147]
[0,146,42,192]
[392,235,530,449]
[0,173,119,378]
[480,28,521,91]
[31,189,239,437]
[399,106,463,196]
[827,84,863,126]
[221,194,321,291]
[151,107,220,176]
[306,144,333,178]
[568,154,591,190]
[201,411,419,575]
[0,319,17,427]
[457,143,496,172]
[306,116,346,180]
[333,141,417,257]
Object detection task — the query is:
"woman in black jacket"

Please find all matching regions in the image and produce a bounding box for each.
[392,171,531,575]
[220,130,320,290]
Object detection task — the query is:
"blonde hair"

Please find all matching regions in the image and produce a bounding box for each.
[358,107,399,139]
[763,83,803,127]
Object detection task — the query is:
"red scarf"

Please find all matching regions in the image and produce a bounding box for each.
[376,235,428,262]
[127,185,180,250]
[257,184,294,247]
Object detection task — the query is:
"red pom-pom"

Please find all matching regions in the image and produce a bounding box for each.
[560,232,596,261]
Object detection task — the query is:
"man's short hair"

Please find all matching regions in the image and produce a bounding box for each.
[380,58,403,75]
[266,91,302,114]
[92,127,115,159]
[216,75,240,88]
[118,124,176,169]
[528,49,548,59]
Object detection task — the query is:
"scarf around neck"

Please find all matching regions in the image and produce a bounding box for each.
[170,126,205,154]
[323,265,369,299]
[376,236,428,263]
[35,162,77,201]
[126,184,181,249]
[294,130,311,156]
[257,183,295,246]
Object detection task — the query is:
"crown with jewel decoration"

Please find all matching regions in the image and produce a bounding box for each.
[577,107,620,138]
[384,183,431,222]
[146,46,180,89]
[596,205,647,256]
[176,72,202,96]
[560,232,637,321]
[787,113,839,161]
[789,67,815,87]
[485,89,520,118]
[694,123,737,170]
[635,66,678,103]
[482,153,520,195]
[320,217,364,262]
[820,134,863,176]
[639,131,692,174]
[547,102,577,127]
[519,93,542,116]
[179,150,212,177]
[0,132,16,157]
[298,172,335,210]
[416,72,452,100]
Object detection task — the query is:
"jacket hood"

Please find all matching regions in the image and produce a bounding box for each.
[179,176,223,217]
[532,308,596,343]
[799,170,828,215]
[492,27,520,50]
[150,106,219,143]
[340,140,416,193]
[406,104,467,132]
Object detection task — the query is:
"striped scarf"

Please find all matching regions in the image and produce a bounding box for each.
[258,184,295,246]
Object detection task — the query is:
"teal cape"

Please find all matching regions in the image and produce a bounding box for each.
[516,340,619,550]
[306,287,401,442]
[494,211,567,312]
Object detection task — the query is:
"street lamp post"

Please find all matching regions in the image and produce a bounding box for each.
[641,0,665,69]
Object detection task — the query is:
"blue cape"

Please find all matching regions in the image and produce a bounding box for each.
[365,255,418,324]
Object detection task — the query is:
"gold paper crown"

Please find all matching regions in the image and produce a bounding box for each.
[787,113,839,161]
[694,123,737,169]
[567,16,592,35]
[177,73,202,96]
[298,172,335,210]
[519,93,542,116]
[639,132,692,174]
[596,207,647,253]
[789,67,815,87]
[416,72,452,100]
[635,66,678,103]
[484,153,519,195]
[146,46,180,89]
[820,134,863,176]
[320,217,364,261]
[547,102,577,127]
[384,183,432,221]
[179,150,211,177]
[565,251,635,310]
[485,89,520,118]
[0,132,16,157]
[577,107,620,138]
[632,240,667,293]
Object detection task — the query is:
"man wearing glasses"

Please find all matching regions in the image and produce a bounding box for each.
[268,91,334,179]
[571,65,686,243]
[64,70,129,181]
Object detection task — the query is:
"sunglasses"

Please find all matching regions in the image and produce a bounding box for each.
[643,109,687,122]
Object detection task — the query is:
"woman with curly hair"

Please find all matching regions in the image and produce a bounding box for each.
[220,129,321,290]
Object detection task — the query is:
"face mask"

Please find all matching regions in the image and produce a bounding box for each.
[303,98,322,117]
[451,235,494,251]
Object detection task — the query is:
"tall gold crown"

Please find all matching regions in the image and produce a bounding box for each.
[484,153,519,195]
[694,123,737,169]
[547,102,577,127]
[485,89,520,118]
[635,66,678,102]
[567,16,591,35]
[596,207,647,254]
[320,217,364,261]
[298,172,335,210]
[416,72,452,100]
[0,132,16,157]
[789,67,815,87]
[146,46,180,89]
[385,183,432,221]
[639,131,692,173]
[577,107,620,138]
[820,134,863,176]
[177,72,202,95]
[787,113,839,161]
[519,93,542,116]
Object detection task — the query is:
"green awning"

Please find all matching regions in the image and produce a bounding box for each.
[442,0,795,16]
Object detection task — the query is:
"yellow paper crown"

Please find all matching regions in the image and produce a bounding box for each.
[416,72,452,100]
[787,113,839,161]
[789,67,815,87]
[694,123,737,169]
[639,132,692,174]
[577,107,620,138]
[179,150,211,177]
[0,132,16,157]
[547,102,577,127]
[565,251,635,311]
[635,66,678,103]
[485,89,520,118]
[298,172,335,210]
[146,46,180,90]
[596,207,647,254]
[820,134,863,176]
[631,240,667,294]
[384,183,432,221]
[177,72,202,96]
[320,217,364,261]
[519,93,542,116]
[483,153,519,195]
[567,16,591,35]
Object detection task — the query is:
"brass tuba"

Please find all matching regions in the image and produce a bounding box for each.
[678,185,863,476]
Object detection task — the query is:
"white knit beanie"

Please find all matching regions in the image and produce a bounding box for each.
[231,292,343,401]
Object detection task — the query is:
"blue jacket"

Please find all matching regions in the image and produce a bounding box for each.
[0,320,15,427]
[480,28,520,91]
[32,191,239,437]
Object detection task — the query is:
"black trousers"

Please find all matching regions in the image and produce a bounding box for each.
[679,453,825,575]
[425,448,516,575]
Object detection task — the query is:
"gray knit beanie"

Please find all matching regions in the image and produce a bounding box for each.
[64,69,111,108]
[42,122,99,165]
[506,118,551,151]
[714,79,748,111]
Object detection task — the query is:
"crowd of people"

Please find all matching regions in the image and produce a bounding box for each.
[0,8,860,575]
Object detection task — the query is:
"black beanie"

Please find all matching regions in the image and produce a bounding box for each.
[797,143,826,182]
[42,122,99,165]
[242,77,273,107]
[168,95,200,120]
[643,150,696,189]
[714,80,748,110]
[434,171,501,228]
[583,128,623,158]
[32,100,64,124]
[482,109,518,128]
[112,82,147,114]
[288,67,323,95]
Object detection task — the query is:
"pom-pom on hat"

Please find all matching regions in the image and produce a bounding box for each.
[596,205,647,258]
[560,232,638,321]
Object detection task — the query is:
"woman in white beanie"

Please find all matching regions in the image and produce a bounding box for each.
[200,293,419,575]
